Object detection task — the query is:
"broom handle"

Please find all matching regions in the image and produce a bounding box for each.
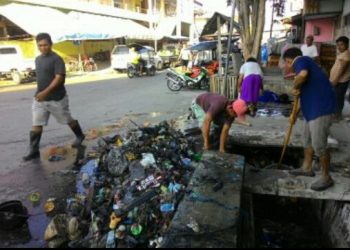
[278,97,300,167]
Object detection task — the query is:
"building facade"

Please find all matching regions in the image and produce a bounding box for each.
[337,0,350,38]
[10,0,196,41]
[303,0,343,43]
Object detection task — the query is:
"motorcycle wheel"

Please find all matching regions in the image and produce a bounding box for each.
[167,78,183,92]
[127,67,136,79]
[187,81,196,90]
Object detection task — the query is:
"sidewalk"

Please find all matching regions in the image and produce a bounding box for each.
[0,67,126,94]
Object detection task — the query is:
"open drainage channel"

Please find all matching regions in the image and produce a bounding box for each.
[230,145,331,248]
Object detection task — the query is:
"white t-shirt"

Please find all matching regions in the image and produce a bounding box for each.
[301,44,318,58]
[180,49,191,60]
[240,62,263,79]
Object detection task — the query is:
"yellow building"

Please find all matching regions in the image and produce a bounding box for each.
[0,0,196,63]
[0,38,117,62]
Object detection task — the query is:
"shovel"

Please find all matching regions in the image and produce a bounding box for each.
[278,97,300,168]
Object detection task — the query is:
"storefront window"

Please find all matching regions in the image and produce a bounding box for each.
[345,14,350,27]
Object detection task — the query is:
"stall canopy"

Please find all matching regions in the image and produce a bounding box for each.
[201,12,240,37]
[67,12,154,41]
[189,38,240,51]
[0,3,75,42]
[0,3,154,42]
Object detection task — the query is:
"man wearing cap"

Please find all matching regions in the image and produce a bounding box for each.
[191,93,248,153]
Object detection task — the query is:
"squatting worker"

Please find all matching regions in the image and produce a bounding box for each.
[23,33,85,161]
[191,93,248,153]
[283,48,337,191]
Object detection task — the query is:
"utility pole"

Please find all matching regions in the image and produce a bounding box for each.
[270,0,276,39]
[224,0,237,87]
[148,0,158,51]
[217,15,222,77]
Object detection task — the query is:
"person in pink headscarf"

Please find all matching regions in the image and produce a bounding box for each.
[191,93,248,153]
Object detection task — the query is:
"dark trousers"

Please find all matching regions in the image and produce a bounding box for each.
[335,81,350,115]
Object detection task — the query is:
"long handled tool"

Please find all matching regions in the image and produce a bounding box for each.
[278,97,300,168]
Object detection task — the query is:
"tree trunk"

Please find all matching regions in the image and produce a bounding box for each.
[238,0,266,60]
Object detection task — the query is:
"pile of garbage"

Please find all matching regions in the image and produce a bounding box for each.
[44,121,202,248]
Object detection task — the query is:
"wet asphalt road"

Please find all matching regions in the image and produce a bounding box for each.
[0,72,201,176]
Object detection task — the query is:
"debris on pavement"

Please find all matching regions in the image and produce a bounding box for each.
[47,147,68,157]
[44,121,203,248]
[48,155,66,162]
[44,199,56,214]
[28,192,41,207]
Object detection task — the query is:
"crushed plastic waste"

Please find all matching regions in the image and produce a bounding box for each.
[44,198,56,214]
[47,146,68,157]
[186,217,200,233]
[48,155,66,162]
[29,192,41,207]
[47,147,68,162]
[44,121,202,248]
[255,103,292,118]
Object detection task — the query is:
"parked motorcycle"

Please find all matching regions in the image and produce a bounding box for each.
[82,56,98,72]
[166,66,209,91]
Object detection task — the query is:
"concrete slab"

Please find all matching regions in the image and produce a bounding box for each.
[231,117,302,148]
[176,111,350,202]
[244,166,350,201]
[163,151,245,248]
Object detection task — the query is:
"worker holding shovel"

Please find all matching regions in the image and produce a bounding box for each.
[283,48,337,191]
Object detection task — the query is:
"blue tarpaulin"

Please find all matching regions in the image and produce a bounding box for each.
[189,39,240,51]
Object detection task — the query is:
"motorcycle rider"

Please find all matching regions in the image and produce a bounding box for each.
[131,47,143,75]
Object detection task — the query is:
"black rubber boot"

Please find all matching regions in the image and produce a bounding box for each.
[70,121,85,148]
[23,131,42,161]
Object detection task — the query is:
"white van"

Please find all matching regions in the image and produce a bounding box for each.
[0,46,36,84]
[111,45,131,72]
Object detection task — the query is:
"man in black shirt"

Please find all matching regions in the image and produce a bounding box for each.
[23,33,85,161]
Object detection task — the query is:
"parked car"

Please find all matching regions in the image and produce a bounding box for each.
[111,45,131,72]
[111,45,164,72]
[0,45,36,84]
[149,50,164,70]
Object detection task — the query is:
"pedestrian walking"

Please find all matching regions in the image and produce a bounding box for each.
[23,33,85,161]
